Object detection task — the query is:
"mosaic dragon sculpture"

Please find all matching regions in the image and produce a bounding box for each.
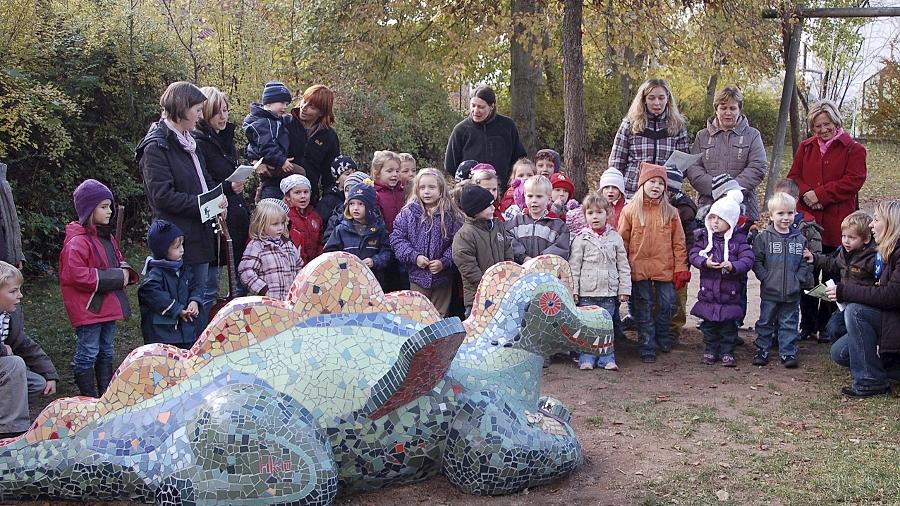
[0,253,613,505]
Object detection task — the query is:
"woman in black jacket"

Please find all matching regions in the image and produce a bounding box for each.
[194,86,250,296]
[444,85,527,190]
[136,81,223,334]
[284,84,340,204]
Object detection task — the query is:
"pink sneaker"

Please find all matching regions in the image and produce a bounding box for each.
[603,361,619,371]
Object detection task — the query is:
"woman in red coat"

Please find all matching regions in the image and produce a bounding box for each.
[787,99,867,341]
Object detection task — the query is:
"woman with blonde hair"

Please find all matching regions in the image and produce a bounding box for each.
[193,86,251,296]
[827,200,900,397]
[608,78,689,198]
[788,99,867,341]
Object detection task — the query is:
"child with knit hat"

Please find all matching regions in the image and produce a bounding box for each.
[316,154,358,222]
[549,173,579,221]
[535,149,561,177]
[59,179,139,397]
[323,180,392,287]
[599,168,627,230]
[242,80,297,199]
[138,220,203,349]
[239,199,304,300]
[322,170,369,245]
[282,174,324,265]
[452,184,514,317]
[664,152,700,342]
[618,163,690,363]
[689,191,755,366]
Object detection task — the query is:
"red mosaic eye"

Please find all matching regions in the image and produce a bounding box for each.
[538,291,562,316]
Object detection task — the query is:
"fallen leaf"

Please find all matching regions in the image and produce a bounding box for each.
[849,438,861,443]
[749,385,758,390]
[635,470,644,476]
[718,462,731,468]
[716,489,730,501]
[771,391,782,396]
[690,461,701,466]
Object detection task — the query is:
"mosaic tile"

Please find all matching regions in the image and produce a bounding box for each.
[0,252,611,503]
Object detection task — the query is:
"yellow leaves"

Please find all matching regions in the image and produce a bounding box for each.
[0,75,79,161]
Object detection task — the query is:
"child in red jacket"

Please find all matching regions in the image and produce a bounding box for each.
[59,179,138,397]
[281,174,323,265]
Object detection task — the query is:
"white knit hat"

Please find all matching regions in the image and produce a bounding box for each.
[700,189,743,262]
[599,168,625,195]
[280,174,311,195]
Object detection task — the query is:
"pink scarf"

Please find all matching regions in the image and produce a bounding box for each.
[165,120,209,192]
[817,128,844,155]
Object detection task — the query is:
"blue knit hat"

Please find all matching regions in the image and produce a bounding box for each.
[345,182,379,223]
[147,220,184,260]
[262,81,292,105]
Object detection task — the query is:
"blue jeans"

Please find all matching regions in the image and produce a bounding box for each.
[72,321,115,373]
[258,184,284,201]
[821,309,847,343]
[699,320,739,356]
[632,280,675,358]
[830,303,888,391]
[578,296,619,367]
[755,299,799,357]
[187,263,218,337]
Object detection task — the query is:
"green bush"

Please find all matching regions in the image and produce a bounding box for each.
[0,12,185,272]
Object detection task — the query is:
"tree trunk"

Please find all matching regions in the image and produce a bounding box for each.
[562,0,586,198]
[510,0,542,154]
[705,69,720,119]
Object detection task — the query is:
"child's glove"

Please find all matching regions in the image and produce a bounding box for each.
[566,199,579,211]
[673,270,691,291]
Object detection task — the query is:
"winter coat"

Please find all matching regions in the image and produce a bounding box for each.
[0,308,59,381]
[608,197,625,232]
[752,225,813,302]
[390,202,462,289]
[59,222,138,327]
[136,120,217,265]
[242,103,291,172]
[569,226,632,298]
[670,190,699,249]
[787,132,867,248]
[193,123,251,269]
[444,112,527,185]
[452,218,514,306]
[689,229,755,322]
[315,187,344,224]
[138,260,202,346]
[322,208,342,246]
[505,211,571,263]
[618,198,688,282]
[287,206,324,265]
[286,110,341,203]
[814,241,877,288]
[686,116,768,220]
[607,113,690,197]
[239,237,303,300]
[795,213,824,255]
[323,218,392,276]
[375,182,406,233]
[837,247,900,353]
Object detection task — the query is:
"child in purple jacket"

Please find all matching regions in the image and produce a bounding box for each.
[390,168,463,316]
[689,191,755,367]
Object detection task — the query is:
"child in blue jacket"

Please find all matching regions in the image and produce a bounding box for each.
[323,180,392,286]
[138,220,203,349]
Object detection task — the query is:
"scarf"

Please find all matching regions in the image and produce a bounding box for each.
[817,128,845,155]
[142,256,185,276]
[874,252,884,281]
[165,120,208,193]
[0,311,9,344]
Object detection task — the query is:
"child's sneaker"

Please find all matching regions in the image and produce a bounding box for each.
[641,355,657,364]
[579,361,594,370]
[603,361,619,371]
[781,355,799,369]
[701,353,716,365]
[721,354,736,367]
[752,350,769,366]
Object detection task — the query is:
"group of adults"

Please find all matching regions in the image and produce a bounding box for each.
[442,79,896,397]
[135,81,339,326]
[132,78,894,397]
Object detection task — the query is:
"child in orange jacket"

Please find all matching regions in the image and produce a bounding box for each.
[618,162,689,363]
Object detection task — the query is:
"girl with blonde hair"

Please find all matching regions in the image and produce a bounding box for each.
[238,199,303,300]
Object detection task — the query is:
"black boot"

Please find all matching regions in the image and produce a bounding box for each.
[95,359,114,396]
[73,368,99,398]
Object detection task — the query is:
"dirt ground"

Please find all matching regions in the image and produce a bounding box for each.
[3,270,866,506]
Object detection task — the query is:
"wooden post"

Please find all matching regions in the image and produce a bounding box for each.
[765,11,803,202]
